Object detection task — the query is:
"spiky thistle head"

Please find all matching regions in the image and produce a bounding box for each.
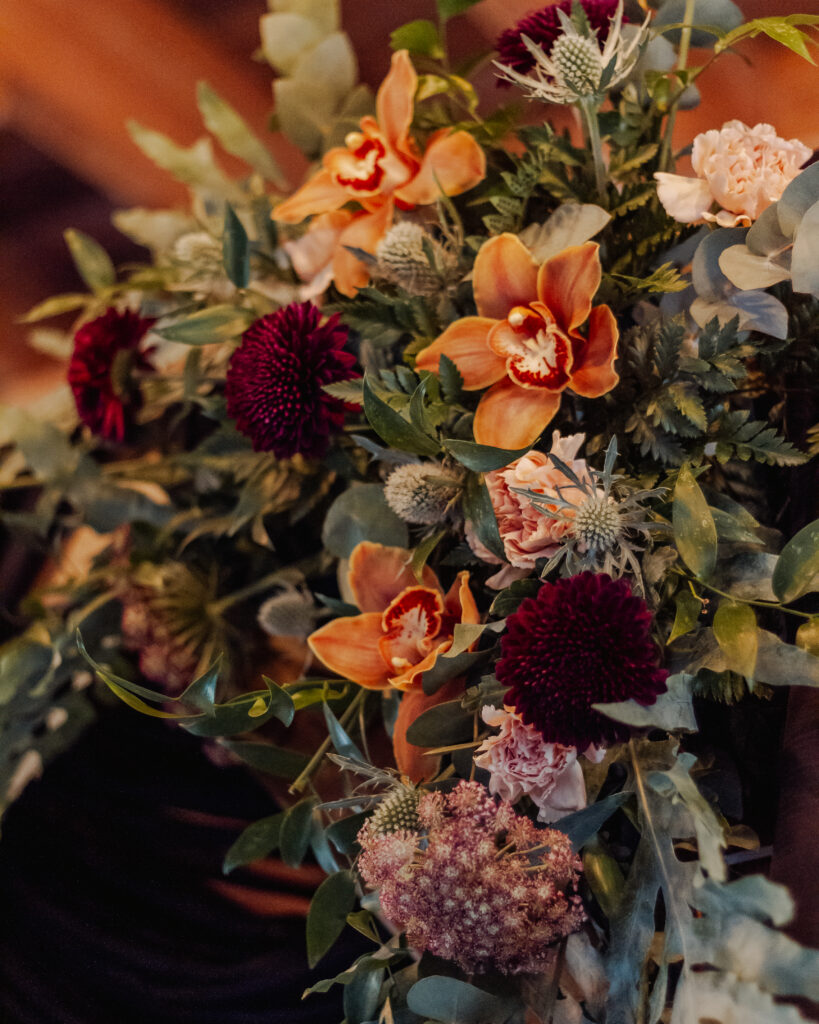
[494,0,650,105]
[368,785,422,836]
[384,462,464,525]
[375,222,453,296]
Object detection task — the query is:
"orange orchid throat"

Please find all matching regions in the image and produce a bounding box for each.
[414,234,620,450]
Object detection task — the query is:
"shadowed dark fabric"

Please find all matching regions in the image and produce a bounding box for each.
[0,706,359,1023]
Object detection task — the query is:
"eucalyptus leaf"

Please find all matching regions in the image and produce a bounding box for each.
[673,465,717,579]
[653,0,743,46]
[555,791,630,850]
[306,869,357,968]
[323,702,365,762]
[389,20,443,58]
[155,305,254,345]
[223,812,285,874]
[772,518,819,603]
[326,811,369,855]
[746,202,793,255]
[594,673,697,732]
[463,473,504,561]
[518,203,611,263]
[196,81,288,187]
[220,740,308,778]
[407,976,508,1023]
[321,484,408,558]
[713,602,758,680]
[405,699,473,747]
[718,245,790,290]
[21,293,90,323]
[790,198,819,297]
[777,161,819,238]
[63,229,116,293]
[344,965,385,1024]
[421,648,489,696]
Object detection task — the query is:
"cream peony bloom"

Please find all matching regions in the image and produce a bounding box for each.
[655,120,810,228]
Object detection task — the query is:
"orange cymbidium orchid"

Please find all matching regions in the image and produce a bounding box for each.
[274,50,485,296]
[415,235,620,450]
[307,541,480,693]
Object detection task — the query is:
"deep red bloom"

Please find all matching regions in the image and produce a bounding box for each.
[497,572,668,749]
[496,0,625,79]
[225,302,356,460]
[68,308,155,442]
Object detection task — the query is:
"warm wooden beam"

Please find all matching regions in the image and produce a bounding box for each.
[0,0,306,209]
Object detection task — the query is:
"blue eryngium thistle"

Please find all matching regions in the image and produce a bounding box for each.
[514,436,666,588]
[494,0,650,105]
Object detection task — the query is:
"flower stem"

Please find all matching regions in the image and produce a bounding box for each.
[289,688,367,795]
[693,578,815,620]
[579,97,607,200]
[658,0,697,172]
[208,569,290,617]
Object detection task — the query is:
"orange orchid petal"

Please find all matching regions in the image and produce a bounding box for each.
[273,167,351,224]
[347,541,438,613]
[473,377,562,449]
[394,129,486,207]
[473,234,539,321]
[376,50,417,159]
[537,241,602,335]
[331,201,394,297]
[415,317,506,389]
[569,304,620,398]
[389,641,449,692]
[307,613,391,689]
[444,571,480,626]
[392,677,465,783]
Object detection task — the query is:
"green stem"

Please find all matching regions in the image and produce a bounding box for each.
[289,688,366,795]
[694,578,814,620]
[208,569,289,616]
[580,97,607,200]
[658,0,697,172]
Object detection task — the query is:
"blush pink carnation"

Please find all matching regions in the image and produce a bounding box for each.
[655,120,810,228]
[475,706,601,823]
[467,432,594,587]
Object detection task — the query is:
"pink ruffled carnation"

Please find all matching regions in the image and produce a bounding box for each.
[655,120,810,228]
[357,780,585,975]
[475,706,598,823]
[467,432,593,587]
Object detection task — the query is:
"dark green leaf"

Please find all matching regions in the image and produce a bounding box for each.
[326,812,369,855]
[223,203,250,288]
[421,648,489,696]
[344,965,384,1024]
[554,791,630,850]
[221,740,308,778]
[438,354,464,404]
[363,376,441,456]
[280,798,316,868]
[443,438,530,472]
[223,812,285,874]
[489,578,541,616]
[321,484,408,559]
[463,473,504,560]
[306,870,357,968]
[259,675,296,726]
[390,19,443,58]
[411,530,446,581]
[772,518,819,604]
[673,464,717,579]
[323,702,365,762]
[405,699,472,747]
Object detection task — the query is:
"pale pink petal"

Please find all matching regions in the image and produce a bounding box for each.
[654,172,713,224]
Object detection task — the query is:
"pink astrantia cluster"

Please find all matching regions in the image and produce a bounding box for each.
[475,706,604,823]
[655,120,810,228]
[357,780,585,974]
[467,432,593,588]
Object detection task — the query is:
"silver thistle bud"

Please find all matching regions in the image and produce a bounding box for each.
[368,786,421,836]
[384,463,464,525]
[257,586,317,638]
[375,222,451,296]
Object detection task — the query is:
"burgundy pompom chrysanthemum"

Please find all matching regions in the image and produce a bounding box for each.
[225,302,356,460]
[68,307,156,442]
[496,0,625,79]
[496,572,668,749]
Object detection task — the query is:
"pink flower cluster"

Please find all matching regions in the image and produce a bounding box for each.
[468,433,593,588]
[475,706,603,823]
[120,592,198,695]
[357,780,585,974]
[655,120,810,228]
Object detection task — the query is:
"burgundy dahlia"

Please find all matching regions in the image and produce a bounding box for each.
[496,572,667,749]
[68,308,155,442]
[225,302,356,460]
[496,0,625,79]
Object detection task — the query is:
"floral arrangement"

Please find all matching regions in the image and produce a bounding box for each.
[3,0,819,1021]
